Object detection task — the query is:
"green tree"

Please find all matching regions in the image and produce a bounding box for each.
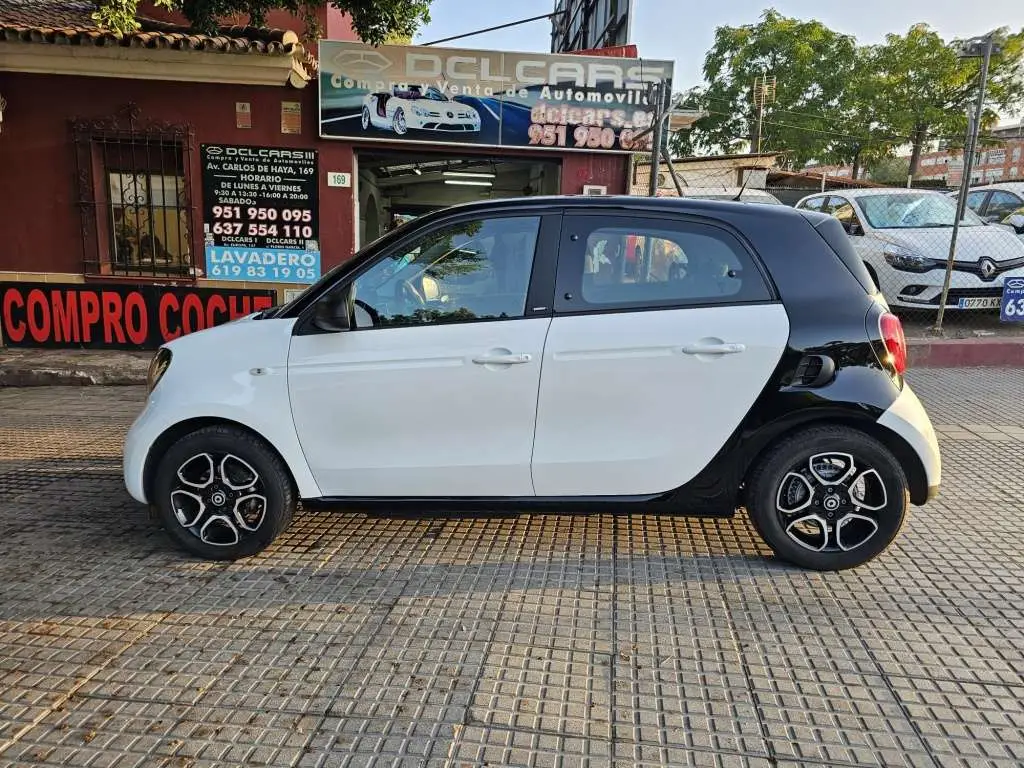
[675,9,859,167]
[93,0,432,44]
[863,155,910,185]
[869,23,1024,177]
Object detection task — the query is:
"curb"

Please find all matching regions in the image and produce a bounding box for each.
[0,367,146,387]
[907,338,1024,368]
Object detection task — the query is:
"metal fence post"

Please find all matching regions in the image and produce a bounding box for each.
[934,32,995,333]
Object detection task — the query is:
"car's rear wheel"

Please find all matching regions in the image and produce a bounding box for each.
[392,108,408,135]
[745,425,909,570]
[152,425,296,560]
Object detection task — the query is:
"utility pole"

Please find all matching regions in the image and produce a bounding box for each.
[934,32,998,333]
[752,73,776,154]
[646,80,667,197]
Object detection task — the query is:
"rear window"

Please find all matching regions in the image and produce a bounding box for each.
[810,215,878,294]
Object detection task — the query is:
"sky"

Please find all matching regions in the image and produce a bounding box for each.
[413,0,1024,109]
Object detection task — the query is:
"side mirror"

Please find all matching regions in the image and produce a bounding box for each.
[312,284,353,333]
[846,222,864,236]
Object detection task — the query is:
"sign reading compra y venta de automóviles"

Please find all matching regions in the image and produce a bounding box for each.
[201,144,321,285]
[0,282,275,350]
[318,41,673,153]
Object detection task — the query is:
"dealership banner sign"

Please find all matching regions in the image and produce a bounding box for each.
[0,282,275,350]
[318,41,673,153]
[201,144,321,285]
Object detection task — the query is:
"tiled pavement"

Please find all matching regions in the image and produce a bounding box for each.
[0,369,1022,768]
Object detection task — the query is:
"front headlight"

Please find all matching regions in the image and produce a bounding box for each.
[411,106,428,116]
[147,347,171,394]
[883,244,937,272]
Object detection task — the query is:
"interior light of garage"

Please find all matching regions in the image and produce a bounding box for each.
[444,179,493,187]
[443,171,496,178]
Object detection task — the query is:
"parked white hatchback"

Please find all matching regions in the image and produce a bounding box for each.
[124,195,941,571]
[795,188,1024,311]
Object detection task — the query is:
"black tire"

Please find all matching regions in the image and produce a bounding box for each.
[152,425,296,560]
[745,425,909,571]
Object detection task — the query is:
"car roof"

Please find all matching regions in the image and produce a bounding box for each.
[430,193,809,222]
[965,181,1024,193]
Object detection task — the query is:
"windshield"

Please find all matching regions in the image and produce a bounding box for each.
[857,193,985,229]
[265,218,422,318]
[688,193,782,205]
[424,87,447,101]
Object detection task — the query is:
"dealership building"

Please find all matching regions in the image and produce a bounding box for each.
[0,0,676,349]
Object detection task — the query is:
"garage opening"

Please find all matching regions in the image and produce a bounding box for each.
[356,150,561,245]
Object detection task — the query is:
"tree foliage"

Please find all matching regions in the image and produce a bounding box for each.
[93,0,432,45]
[673,9,1024,176]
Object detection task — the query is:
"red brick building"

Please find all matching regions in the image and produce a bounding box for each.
[0,0,639,348]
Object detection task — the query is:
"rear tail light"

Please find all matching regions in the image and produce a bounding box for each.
[878,312,907,375]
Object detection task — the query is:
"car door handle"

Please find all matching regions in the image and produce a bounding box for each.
[681,342,746,355]
[472,353,532,365]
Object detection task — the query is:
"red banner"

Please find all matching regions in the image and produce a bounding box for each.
[1,282,275,350]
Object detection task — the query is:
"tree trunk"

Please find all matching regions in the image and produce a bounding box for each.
[851,147,862,180]
[908,125,928,179]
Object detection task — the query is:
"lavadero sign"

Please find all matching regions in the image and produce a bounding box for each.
[201,144,321,285]
[318,41,673,153]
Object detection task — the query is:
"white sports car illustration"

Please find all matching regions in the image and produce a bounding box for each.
[361,85,481,135]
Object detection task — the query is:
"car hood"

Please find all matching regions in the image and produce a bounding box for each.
[873,226,1024,263]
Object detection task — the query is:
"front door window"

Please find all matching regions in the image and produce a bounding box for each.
[350,216,541,328]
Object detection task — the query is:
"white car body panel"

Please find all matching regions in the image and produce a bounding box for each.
[122,317,322,504]
[287,318,551,497]
[878,383,941,490]
[530,304,791,497]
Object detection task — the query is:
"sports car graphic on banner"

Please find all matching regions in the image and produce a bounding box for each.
[319,41,674,153]
[362,85,482,135]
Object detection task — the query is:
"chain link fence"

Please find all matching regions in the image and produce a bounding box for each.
[631,159,1024,340]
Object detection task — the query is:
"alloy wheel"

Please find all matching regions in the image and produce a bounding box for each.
[775,452,887,553]
[169,452,268,547]
[393,109,407,135]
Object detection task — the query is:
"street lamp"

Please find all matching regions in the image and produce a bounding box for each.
[933,31,1002,332]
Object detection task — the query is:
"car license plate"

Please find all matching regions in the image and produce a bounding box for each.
[957,296,1001,309]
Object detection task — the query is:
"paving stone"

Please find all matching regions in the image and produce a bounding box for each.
[2,371,1024,767]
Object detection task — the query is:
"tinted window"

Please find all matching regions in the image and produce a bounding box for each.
[557,215,772,311]
[798,197,826,212]
[987,191,1024,219]
[350,216,540,328]
[965,190,988,211]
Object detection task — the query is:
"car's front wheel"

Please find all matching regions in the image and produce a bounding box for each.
[361,106,371,130]
[745,425,909,570]
[152,425,296,560]
[392,108,408,135]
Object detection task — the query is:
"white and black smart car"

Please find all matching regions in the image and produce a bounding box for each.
[124,196,941,571]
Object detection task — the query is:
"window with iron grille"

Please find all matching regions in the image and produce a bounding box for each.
[72,104,197,280]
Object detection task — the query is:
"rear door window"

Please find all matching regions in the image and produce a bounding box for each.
[554,214,774,313]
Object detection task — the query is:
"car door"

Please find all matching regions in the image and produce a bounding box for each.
[985,190,1024,223]
[530,212,790,497]
[287,212,558,498]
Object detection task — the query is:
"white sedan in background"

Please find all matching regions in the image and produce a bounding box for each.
[795,188,1024,311]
